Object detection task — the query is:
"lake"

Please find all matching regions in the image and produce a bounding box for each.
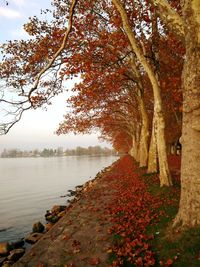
[0,156,117,243]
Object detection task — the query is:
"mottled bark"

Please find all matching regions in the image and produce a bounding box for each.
[147,116,158,173]
[130,56,150,167]
[152,0,184,40]
[155,106,173,186]
[129,134,140,162]
[173,0,200,227]
[138,96,149,167]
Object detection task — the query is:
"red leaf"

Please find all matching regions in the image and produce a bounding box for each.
[88,257,101,265]
[165,258,173,266]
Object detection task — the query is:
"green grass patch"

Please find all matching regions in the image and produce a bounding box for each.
[138,166,148,171]
[116,211,125,217]
[142,171,200,266]
[142,172,158,177]
[112,233,123,241]
[150,226,200,266]
[107,252,117,265]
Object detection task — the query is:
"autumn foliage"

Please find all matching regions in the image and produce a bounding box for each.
[103,155,181,266]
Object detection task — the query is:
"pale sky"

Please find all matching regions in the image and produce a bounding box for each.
[0,0,110,152]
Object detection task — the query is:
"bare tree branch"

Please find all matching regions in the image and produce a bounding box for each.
[28,0,78,102]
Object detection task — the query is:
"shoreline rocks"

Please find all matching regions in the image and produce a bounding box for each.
[25,233,43,244]
[44,205,67,224]
[10,240,24,250]
[0,241,25,267]
[7,249,25,262]
[0,242,10,256]
[32,222,44,234]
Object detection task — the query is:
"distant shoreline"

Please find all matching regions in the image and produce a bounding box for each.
[0,146,118,158]
[0,154,119,159]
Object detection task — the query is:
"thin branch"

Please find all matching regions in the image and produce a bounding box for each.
[28,0,77,102]
[0,105,32,135]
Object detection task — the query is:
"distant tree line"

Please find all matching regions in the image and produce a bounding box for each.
[0,146,117,158]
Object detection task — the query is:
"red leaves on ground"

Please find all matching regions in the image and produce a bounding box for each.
[103,155,181,266]
[105,155,167,266]
[71,239,81,254]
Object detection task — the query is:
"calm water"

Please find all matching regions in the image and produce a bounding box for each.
[0,156,117,242]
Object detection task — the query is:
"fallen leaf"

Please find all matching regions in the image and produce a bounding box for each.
[30,252,36,256]
[88,257,101,265]
[64,263,75,267]
[62,234,71,240]
[73,248,81,254]
[165,258,173,266]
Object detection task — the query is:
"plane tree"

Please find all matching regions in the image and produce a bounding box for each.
[150,0,200,227]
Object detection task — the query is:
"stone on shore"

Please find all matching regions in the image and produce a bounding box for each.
[25,233,43,244]
[0,256,6,265]
[44,205,67,224]
[75,185,83,192]
[0,242,10,256]
[2,261,14,267]
[45,210,51,218]
[10,239,24,250]
[7,248,25,261]
[45,214,59,223]
[32,221,45,233]
[51,205,66,214]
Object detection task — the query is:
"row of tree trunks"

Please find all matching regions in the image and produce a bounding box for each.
[112,0,172,186]
[127,0,200,228]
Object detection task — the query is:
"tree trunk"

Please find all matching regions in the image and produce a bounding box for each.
[129,54,150,167]
[147,116,158,173]
[138,96,149,167]
[155,107,173,186]
[173,0,200,227]
[129,134,140,162]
